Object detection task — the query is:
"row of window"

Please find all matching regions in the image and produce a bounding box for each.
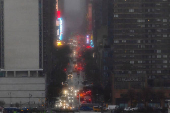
[114,23,169,28]
[114,39,170,44]
[114,8,169,13]
[114,3,169,8]
[113,19,170,23]
[114,54,168,58]
[129,60,169,64]
[114,60,170,63]
[114,70,170,74]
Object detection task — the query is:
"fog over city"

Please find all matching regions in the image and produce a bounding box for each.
[64,0,86,34]
[1,0,170,112]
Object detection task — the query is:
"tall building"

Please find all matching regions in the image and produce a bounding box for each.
[110,0,170,107]
[0,0,52,107]
[92,0,112,88]
[93,0,170,107]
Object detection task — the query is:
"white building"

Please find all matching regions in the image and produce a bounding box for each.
[0,0,45,107]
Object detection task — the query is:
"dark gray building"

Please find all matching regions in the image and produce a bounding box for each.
[112,0,170,89]
[93,0,170,106]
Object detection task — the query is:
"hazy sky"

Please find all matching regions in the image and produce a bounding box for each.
[64,0,86,35]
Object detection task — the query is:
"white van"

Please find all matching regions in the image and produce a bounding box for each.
[107,105,119,110]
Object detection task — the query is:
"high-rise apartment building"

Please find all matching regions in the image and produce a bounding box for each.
[93,0,170,107]
[111,0,170,106]
[0,0,52,107]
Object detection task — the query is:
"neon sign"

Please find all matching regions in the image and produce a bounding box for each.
[86,35,89,44]
[58,18,62,40]
[90,40,94,47]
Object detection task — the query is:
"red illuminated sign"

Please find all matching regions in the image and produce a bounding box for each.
[86,46,92,49]
[57,11,61,19]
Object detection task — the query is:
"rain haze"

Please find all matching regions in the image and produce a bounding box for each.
[64,0,86,35]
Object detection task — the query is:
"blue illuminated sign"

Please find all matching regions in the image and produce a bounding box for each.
[58,18,62,40]
[90,40,94,47]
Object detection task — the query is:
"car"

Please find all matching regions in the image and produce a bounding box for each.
[106,105,119,110]
[130,107,138,111]
[124,107,131,111]
[68,74,73,78]
[80,106,93,111]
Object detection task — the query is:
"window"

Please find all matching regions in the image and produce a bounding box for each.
[138,61,142,63]
[163,60,167,63]
[163,19,167,22]
[137,19,145,22]
[104,52,108,57]
[129,9,134,12]
[163,55,167,58]
[137,40,141,43]
[157,55,161,58]
[157,29,161,32]
[163,34,167,37]
[157,65,161,68]
[130,61,134,64]
[152,71,155,73]
[163,65,167,68]
[137,71,142,74]
[114,40,119,43]
[130,50,134,53]
[157,50,161,53]
[122,40,126,43]
[114,14,118,17]
[130,30,134,33]
[156,19,161,21]
[157,70,161,73]
[104,66,108,70]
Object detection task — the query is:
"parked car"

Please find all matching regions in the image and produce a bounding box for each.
[93,106,101,112]
[124,107,131,111]
[106,105,119,110]
[130,107,138,111]
[80,106,93,111]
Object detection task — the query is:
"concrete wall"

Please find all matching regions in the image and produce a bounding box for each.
[0,77,45,107]
[4,0,39,70]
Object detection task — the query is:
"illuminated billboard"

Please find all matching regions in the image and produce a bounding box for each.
[90,35,94,47]
[58,18,63,40]
[57,11,61,19]
[86,35,89,44]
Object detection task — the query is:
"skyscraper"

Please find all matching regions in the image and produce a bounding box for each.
[111,0,170,106]
[0,0,46,107]
[93,0,170,107]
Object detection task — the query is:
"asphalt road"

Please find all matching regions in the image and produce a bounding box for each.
[66,53,85,108]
